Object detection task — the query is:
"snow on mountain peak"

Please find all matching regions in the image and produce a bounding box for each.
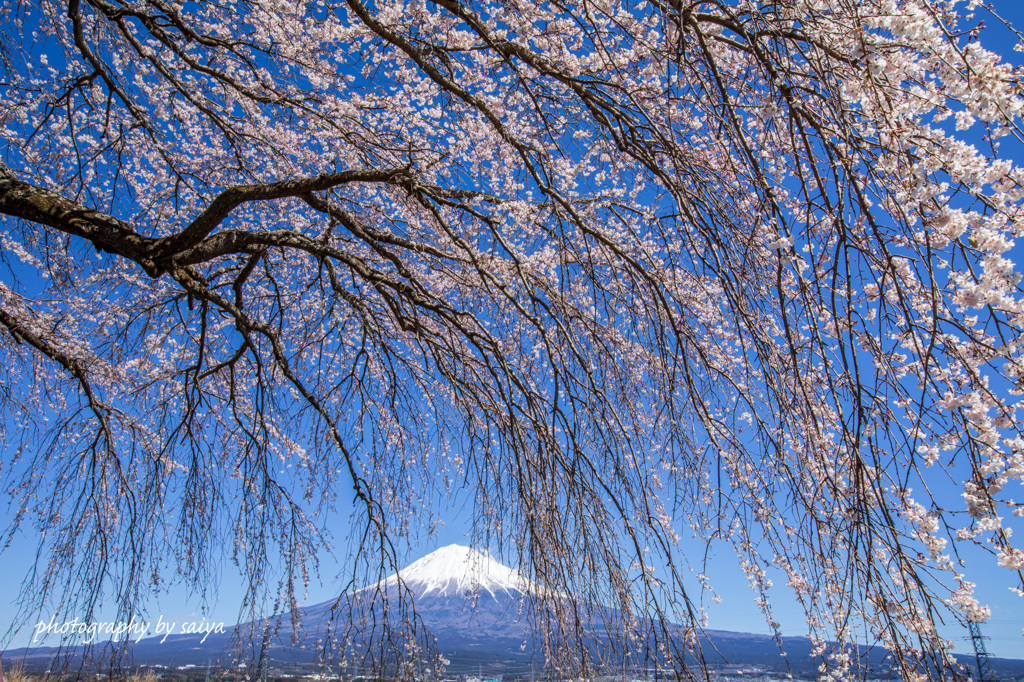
[386,544,534,599]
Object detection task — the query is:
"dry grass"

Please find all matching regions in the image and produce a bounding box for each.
[126,670,160,682]
[0,664,164,682]
[2,662,32,682]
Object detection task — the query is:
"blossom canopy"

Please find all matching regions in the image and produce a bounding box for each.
[1,0,1024,677]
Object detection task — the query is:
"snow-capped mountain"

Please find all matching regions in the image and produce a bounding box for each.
[341,544,538,648]
[218,543,541,664]
[380,543,536,599]
[10,545,1024,678]
[92,545,541,671]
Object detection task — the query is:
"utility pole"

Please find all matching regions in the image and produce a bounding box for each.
[967,620,998,682]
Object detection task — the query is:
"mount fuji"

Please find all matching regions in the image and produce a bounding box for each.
[10,545,1024,678]
[8,545,545,675]
[120,544,546,673]
[286,544,543,657]
[380,543,537,599]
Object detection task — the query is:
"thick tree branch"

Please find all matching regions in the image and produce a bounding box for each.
[0,162,161,273]
[0,163,419,276]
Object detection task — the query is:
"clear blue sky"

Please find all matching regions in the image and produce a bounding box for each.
[3,0,1024,666]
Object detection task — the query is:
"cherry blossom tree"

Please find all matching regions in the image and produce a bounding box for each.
[2,0,1024,678]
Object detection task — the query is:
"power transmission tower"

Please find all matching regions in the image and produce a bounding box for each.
[967,620,998,682]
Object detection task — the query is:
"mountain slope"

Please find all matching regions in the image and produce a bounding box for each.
[7,546,1024,680]
[297,544,539,652]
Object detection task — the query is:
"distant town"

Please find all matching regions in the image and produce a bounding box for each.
[4,660,1024,682]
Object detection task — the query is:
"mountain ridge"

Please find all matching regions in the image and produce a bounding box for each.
[5,545,1024,680]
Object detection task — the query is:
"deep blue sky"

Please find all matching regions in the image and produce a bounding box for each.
[3,0,1024,665]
